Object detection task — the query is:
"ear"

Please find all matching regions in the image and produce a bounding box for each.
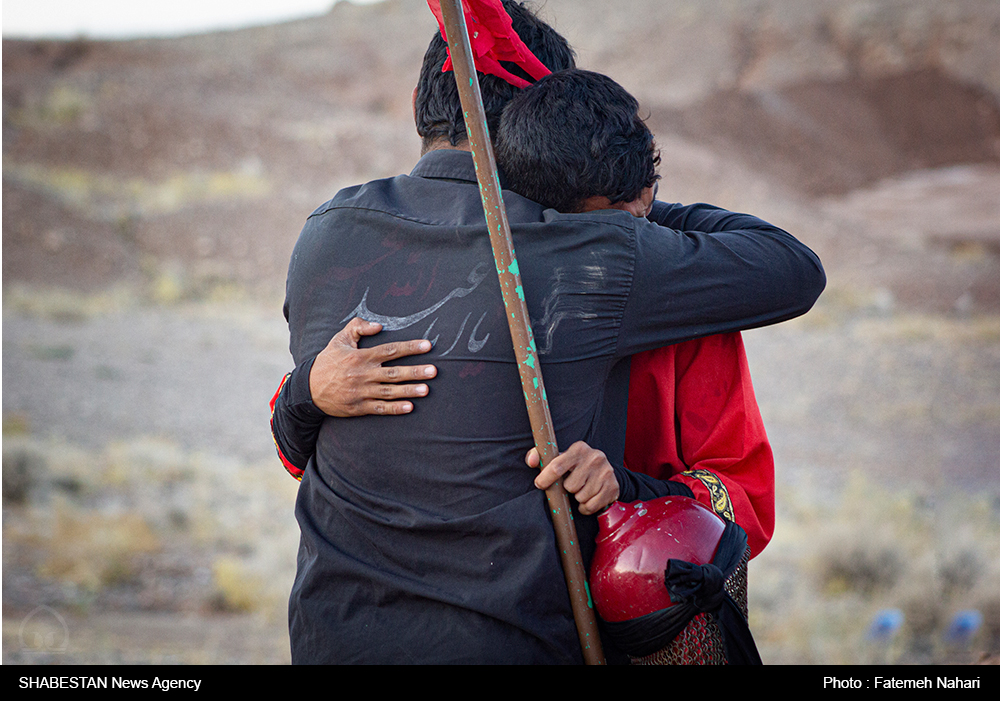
[412,86,419,125]
[632,185,655,217]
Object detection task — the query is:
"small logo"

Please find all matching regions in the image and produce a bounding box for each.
[18,605,69,654]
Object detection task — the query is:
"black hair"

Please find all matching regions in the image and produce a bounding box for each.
[496,69,661,212]
[415,1,576,152]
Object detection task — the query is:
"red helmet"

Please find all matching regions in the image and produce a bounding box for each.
[590,496,726,622]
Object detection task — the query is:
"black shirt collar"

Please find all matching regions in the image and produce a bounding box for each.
[409,148,478,183]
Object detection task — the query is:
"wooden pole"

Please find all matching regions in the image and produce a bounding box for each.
[437,0,605,665]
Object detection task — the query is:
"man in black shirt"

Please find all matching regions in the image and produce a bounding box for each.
[273,1,824,664]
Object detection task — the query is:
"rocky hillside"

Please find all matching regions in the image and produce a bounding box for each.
[4,0,1000,311]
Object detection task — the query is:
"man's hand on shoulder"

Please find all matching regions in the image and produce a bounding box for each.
[527,441,620,515]
[309,317,438,417]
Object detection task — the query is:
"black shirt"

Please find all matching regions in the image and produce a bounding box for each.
[279,149,824,663]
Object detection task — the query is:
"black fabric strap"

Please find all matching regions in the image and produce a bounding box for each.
[601,520,762,664]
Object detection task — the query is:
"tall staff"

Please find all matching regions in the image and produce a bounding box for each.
[434,0,605,665]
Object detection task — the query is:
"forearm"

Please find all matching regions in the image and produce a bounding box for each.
[619,201,825,356]
[614,464,694,504]
[270,357,325,480]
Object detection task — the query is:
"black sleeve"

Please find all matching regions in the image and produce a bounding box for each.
[614,200,826,358]
[613,464,695,504]
[270,356,326,479]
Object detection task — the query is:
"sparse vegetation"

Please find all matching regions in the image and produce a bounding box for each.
[751,473,1000,664]
[2,161,270,220]
[3,0,998,665]
[2,434,299,662]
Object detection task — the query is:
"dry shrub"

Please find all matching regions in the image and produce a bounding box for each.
[812,473,929,596]
[820,543,905,595]
[939,550,982,597]
[210,556,265,613]
[2,445,46,505]
[39,501,161,590]
[981,598,1000,653]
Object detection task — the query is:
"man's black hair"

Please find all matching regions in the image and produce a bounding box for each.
[415,1,575,152]
[496,69,661,213]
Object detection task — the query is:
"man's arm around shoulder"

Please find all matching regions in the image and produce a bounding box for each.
[646,200,825,320]
[616,200,825,356]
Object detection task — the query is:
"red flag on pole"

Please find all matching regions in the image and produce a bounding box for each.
[427,0,552,88]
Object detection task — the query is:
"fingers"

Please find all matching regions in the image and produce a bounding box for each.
[314,318,438,417]
[337,316,432,363]
[576,480,620,515]
[336,375,431,415]
[375,338,433,362]
[343,317,438,378]
[532,441,619,515]
[533,442,582,490]
[358,399,415,416]
[380,363,437,383]
[337,317,383,347]
[373,381,429,399]
[355,319,384,337]
[533,447,568,490]
[565,464,620,515]
[524,448,540,468]
[336,319,432,358]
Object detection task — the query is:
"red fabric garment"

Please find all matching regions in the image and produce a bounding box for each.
[427,0,551,89]
[624,333,775,558]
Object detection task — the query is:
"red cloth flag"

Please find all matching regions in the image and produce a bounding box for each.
[427,0,552,88]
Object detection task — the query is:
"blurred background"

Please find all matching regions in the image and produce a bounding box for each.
[3,0,999,664]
